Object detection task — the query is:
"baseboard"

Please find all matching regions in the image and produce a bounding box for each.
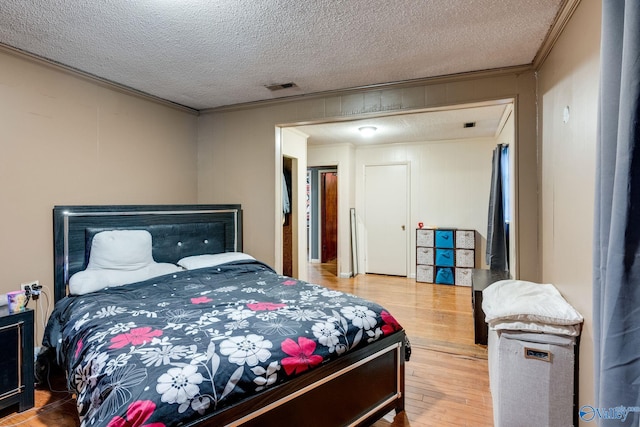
[339,272,353,278]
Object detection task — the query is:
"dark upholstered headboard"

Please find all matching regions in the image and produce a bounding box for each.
[53,205,242,302]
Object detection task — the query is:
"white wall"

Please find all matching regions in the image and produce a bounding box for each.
[198,73,539,281]
[359,138,496,277]
[308,136,497,277]
[0,48,199,344]
[538,0,601,417]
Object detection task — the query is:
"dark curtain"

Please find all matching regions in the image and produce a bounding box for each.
[593,1,640,424]
[486,144,508,271]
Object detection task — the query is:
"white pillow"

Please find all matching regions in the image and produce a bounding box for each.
[88,230,154,271]
[69,263,182,295]
[482,279,583,326]
[177,252,255,270]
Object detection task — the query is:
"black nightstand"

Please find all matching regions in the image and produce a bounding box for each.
[0,307,34,413]
[471,269,510,345]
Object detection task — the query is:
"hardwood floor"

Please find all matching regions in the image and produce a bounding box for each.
[0,263,493,427]
[310,262,493,427]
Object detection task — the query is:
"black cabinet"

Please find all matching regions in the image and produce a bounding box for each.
[0,308,34,413]
[471,269,510,345]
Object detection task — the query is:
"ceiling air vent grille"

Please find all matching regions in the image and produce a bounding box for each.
[265,82,298,91]
[463,122,476,128]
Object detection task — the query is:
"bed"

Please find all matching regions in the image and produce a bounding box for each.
[43,204,407,427]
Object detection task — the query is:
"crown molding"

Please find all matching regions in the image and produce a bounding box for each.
[0,43,199,115]
[532,0,583,70]
[2,0,577,116]
[201,64,533,114]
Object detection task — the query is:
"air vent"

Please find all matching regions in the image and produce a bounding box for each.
[464,122,476,128]
[265,82,298,91]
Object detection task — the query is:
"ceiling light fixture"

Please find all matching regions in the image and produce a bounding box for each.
[265,82,298,91]
[358,126,377,137]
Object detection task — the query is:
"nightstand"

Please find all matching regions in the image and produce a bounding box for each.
[0,307,34,413]
[471,269,510,345]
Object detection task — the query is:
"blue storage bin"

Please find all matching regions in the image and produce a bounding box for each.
[435,249,454,266]
[435,230,454,248]
[435,267,454,285]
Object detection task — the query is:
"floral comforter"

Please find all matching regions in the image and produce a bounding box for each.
[43,260,405,427]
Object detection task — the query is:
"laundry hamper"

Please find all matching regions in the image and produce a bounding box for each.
[489,329,577,427]
[482,279,583,427]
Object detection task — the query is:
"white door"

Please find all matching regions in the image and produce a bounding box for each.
[364,164,408,276]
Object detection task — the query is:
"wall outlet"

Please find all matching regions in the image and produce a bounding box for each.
[21,280,40,294]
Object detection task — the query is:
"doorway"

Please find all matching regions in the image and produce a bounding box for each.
[307,167,339,275]
[282,158,293,277]
[283,98,517,280]
[321,171,338,263]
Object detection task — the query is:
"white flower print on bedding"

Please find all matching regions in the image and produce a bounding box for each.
[312,320,342,351]
[255,311,279,321]
[108,322,137,335]
[130,309,157,318]
[241,287,266,294]
[156,364,204,405]
[73,312,91,331]
[47,260,404,427]
[253,318,301,336]
[298,290,319,302]
[224,307,256,321]
[252,361,280,391]
[219,334,273,366]
[190,395,211,415]
[163,308,202,331]
[341,305,377,330]
[95,306,127,318]
[84,364,147,425]
[185,311,222,335]
[73,363,93,395]
[73,350,108,394]
[224,319,250,331]
[105,353,132,375]
[137,344,194,367]
[90,352,109,379]
[320,290,343,298]
[214,285,238,293]
[282,307,324,322]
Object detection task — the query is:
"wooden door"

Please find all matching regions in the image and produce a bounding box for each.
[321,172,338,262]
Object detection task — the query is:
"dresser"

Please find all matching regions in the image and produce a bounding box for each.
[471,268,511,345]
[416,228,476,286]
[0,307,34,413]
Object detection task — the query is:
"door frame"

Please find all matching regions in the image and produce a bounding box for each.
[307,161,348,277]
[276,97,519,280]
[276,127,308,281]
[318,168,338,264]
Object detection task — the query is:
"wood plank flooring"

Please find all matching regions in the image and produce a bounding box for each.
[309,263,493,427]
[0,263,493,427]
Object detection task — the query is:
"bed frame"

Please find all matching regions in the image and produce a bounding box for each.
[52,204,406,427]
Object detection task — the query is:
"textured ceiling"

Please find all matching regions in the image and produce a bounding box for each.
[298,102,512,146]
[0,0,564,110]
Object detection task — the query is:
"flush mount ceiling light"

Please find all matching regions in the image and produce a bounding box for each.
[358,126,377,137]
[265,82,298,91]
